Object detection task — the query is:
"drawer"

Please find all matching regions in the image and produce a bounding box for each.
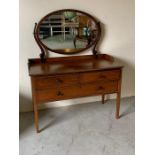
[36,81,118,103]
[34,74,79,90]
[80,69,120,84]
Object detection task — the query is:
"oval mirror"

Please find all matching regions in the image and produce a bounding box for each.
[36,9,100,54]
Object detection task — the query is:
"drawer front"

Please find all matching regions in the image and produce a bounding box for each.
[80,69,120,84]
[36,81,118,103]
[34,69,120,90]
[35,74,79,90]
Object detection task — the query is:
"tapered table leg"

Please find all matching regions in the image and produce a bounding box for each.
[116,69,122,119]
[33,101,39,133]
[116,92,120,119]
[31,77,39,133]
[102,94,105,104]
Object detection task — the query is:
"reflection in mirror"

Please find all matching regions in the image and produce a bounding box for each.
[38,11,98,52]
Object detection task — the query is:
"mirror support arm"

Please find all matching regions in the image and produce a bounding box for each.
[92,22,101,57]
[33,23,46,63]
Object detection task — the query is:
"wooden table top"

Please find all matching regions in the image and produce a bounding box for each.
[28,54,123,76]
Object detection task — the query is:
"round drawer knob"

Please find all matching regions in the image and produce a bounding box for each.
[56,78,63,84]
[98,86,105,90]
[99,75,106,79]
[57,91,64,96]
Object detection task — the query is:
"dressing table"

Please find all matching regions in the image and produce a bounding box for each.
[28,9,123,133]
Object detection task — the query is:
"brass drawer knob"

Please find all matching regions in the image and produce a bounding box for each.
[56,78,63,83]
[99,75,106,79]
[98,86,105,90]
[57,91,64,96]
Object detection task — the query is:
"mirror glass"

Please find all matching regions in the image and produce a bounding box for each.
[37,10,99,53]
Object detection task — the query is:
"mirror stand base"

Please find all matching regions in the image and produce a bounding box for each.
[40,53,46,63]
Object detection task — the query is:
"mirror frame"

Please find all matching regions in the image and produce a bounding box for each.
[34,9,101,61]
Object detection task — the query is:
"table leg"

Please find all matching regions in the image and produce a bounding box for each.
[33,100,39,133]
[116,92,121,119]
[116,69,122,119]
[102,94,105,104]
[31,77,39,133]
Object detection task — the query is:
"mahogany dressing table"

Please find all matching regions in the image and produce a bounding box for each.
[28,9,123,133]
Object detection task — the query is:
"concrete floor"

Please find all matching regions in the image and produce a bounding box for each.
[19,97,135,155]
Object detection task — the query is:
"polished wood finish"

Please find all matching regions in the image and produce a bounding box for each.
[35,80,118,103]
[28,54,123,132]
[28,54,120,76]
